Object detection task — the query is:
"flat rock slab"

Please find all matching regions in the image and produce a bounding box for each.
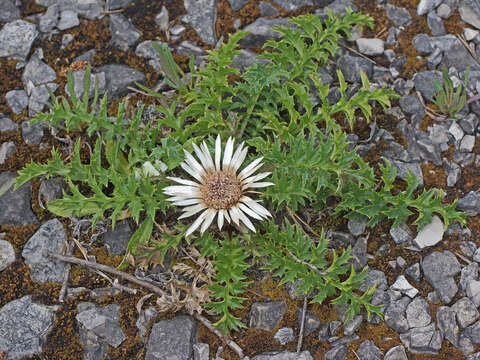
[0,20,38,60]
[0,296,58,359]
[0,172,38,226]
[76,302,126,350]
[249,301,286,331]
[182,0,217,45]
[94,64,145,100]
[413,215,444,249]
[252,351,314,360]
[145,315,197,360]
[422,251,461,304]
[0,239,15,271]
[22,218,68,283]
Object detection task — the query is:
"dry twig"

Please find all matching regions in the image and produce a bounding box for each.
[297,296,308,353]
[58,239,74,303]
[339,44,377,64]
[47,251,245,359]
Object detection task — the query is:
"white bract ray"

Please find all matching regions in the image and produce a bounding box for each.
[164,135,274,236]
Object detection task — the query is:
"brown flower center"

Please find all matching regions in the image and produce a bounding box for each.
[201,170,242,210]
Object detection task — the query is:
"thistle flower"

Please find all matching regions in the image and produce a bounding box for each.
[164,136,273,236]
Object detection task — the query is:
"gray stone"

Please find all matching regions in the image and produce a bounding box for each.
[427,11,445,36]
[414,70,443,101]
[329,334,360,347]
[176,40,204,56]
[6,89,28,114]
[459,334,475,356]
[250,301,286,330]
[22,219,68,283]
[399,94,424,117]
[329,320,342,336]
[23,54,57,87]
[392,275,419,299]
[21,120,46,145]
[457,191,480,216]
[337,54,373,83]
[389,159,424,188]
[227,0,249,11]
[252,351,314,360]
[232,49,269,70]
[385,297,411,333]
[259,1,279,16]
[347,217,366,236]
[109,13,141,51]
[390,222,413,245]
[384,345,408,360]
[437,306,459,346]
[0,172,37,226]
[0,141,15,165]
[74,48,96,63]
[297,309,320,336]
[193,343,209,360]
[413,215,444,249]
[417,0,442,16]
[0,0,20,23]
[443,159,461,187]
[469,352,480,360]
[465,321,480,344]
[356,340,382,360]
[0,20,38,60]
[325,345,347,360]
[95,64,145,99]
[466,279,480,307]
[350,236,368,271]
[405,263,422,282]
[145,315,197,359]
[57,10,79,30]
[67,69,106,99]
[38,177,68,206]
[154,5,168,31]
[459,0,480,30]
[28,83,58,117]
[271,0,312,11]
[412,34,434,54]
[135,40,164,60]
[239,18,290,48]
[274,327,294,345]
[0,239,15,271]
[39,4,60,33]
[422,251,461,304]
[0,116,18,132]
[317,0,357,15]
[443,39,480,72]
[437,3,453,18]
[386,4,412,27]
[359,269,388,292]
[77,302,126,350]
[106,0,135,10]
[461,135,476,152]
[459,114,478,134]
[356,38,384,56]
[460,262,479,295]
[343,315,363,336]
[0,296,58,359]
[406,297,431,328]
[136,306,157,339]
[400,323,442,354]
[182,0,217,45]
[102,221,133,256]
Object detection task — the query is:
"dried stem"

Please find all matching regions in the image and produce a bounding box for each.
[297,296,308,353]
[58,239,73,303]
[47,251,245,359]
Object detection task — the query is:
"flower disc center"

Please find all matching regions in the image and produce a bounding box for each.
[201,170,242,210]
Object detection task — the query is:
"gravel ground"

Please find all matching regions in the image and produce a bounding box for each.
[2,0,480,359]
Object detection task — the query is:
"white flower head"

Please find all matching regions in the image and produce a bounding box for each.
[164,136,273,237]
